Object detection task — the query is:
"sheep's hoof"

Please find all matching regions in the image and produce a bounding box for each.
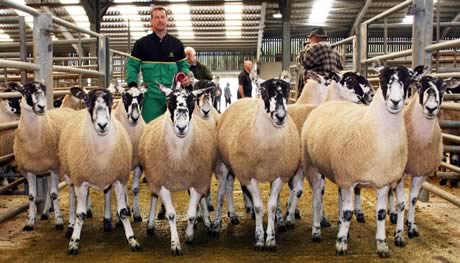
[294,208,301,219]
[133,215,143,223]
[394,235,406,247]
[277,223,287,233]
[103,218,112,232]
[23,225,34,232]
[320,216,331,227]
[185,235,194,245]
[65,227,74,239]
[55,223,64,231]
[207,204,215,212]
[48,206,54,213]
[264,244,276,251]
[254,242,264,251]
[376,240,390,258]
[228,213,240,225]
[245,207,252,214]
[68,239,80,256]
[312,233,321,242]
[408,227,420,239]
[86,209,93,219]
[146,227,155,236]
[390,213,397,225]
[128,237,141,252]
[285,220,295,230]
[40,214,49,221]
[335,237,347,256]
[171,247,183,256]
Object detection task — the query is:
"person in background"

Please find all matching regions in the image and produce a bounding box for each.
[224,82,232,107]
[184,46,212,81]
[125,5,190,123]
[238,59,253,99]
[213,76,222,113]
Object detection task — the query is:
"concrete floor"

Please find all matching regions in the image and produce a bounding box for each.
[0,176,459,263]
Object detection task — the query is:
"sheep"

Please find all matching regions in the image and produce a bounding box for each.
[216,74,301,250]
[295,70,330,105]
[139,84,216,256]
[10,81,76,231]
[0,86,21,186]
[301,65,424,257]
[284,71,375,228]
[59,88,140,255]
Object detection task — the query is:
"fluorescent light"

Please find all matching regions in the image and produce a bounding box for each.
[59,0,79,3]
[273,13,282,19]
[225,4,242,38]
[308,0,334,26]
[61,4,91,32]
[0,29,13,42]
[170,4,194,39]
[113,5,148,40]
[402,15,413,24]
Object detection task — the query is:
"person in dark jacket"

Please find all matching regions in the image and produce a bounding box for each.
[224,82,232,107]
[184,46,212,81]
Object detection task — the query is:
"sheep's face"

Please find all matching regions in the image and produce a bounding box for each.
[2,87,21,115]
[121,86,146,125]
[378,66,412,114]
[304,70,327,86]
[194,80,216,118]
[260,79,290,127]
[338,72,374,105]
[160,87,195,138]
[9,82,46,115]
[85,89,113,136]
[416,76,446,119]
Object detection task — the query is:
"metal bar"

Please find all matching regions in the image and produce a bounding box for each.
[433,172,460,180]
[441,102,460,111]
[256,2,267,62]
[0,122,18,132]
[34,14,54,109]
[0,59,39,71]
[0,52,21,57]
[363,49,413,64]
[444,145,460,153]
[98,36,110,88]
[1,0,41,17]
[352,36,358,72]
[444,94,460,101]
[440,120,460,128]
[432,72,460,78]
[362,0,413,25]
[424,0,433,69]
[0,182,67,225]
[440,161,460,173]
[0,90,70,100]
[383,17,388,57]
[19,16,27,84]
[0,153,14,166]
[0,38,98,49]
[51,17,101,38]
[358,23,368,76]
[422,181,460,207]
[349,0,372,36]
[426,39,460,52]
[442,133,460,144]
[331,36,355,47]
[52,65,104,76]
[369,22,460,28]
[53,57,97,61]
[0,16,20,22]
[110,49,131,57]
[0,177,25,195]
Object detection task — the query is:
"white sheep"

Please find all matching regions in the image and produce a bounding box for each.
[216,75,301,250]
[139,84,216,256]
[10,81,75,231]
[59,88,140,255]
[301,65,424,257]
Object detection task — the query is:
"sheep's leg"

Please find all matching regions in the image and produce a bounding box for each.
[244,178,264,251]
[40,176,52,221]
[336,186,354,256]
[113,181,141,251]
[388,188,397,225]
[23,172,37,231]
[185,187,202,244]
[275,195,286,232]
[286,167,304,228]
[49,171,63,230]
[407,176,425,239]
[266,177,284,250]
[123,185,131,218]
[394,178,406,247]
[376,185,390,258]
[306,168,323,242]
[66,184,77,238]
[319,175,330,227]
[211,162,229,236]
[199,196,212,231]
[226,172,240,224]
[103,187,113,232]
[147,193,158,236]
[86,191,93,219]
[354,187,366,223]
[205,188,214,212]
[132,166,142,222]
[157,202,166,220]
[68,183,89,255]
[241,184,254,218]
[158,186,182,256]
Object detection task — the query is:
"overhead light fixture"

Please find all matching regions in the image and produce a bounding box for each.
[273,13,282,19]
[0,29,13,42]
[170,4,194,39]
[112,5,147,40]
[225,4,242,38]
[308,0,333,26]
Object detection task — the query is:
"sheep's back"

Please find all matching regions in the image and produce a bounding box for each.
[287,104,317,136]
[218,100,301,185]
[140,114,216,194]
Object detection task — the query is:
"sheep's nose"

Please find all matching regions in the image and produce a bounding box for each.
[131,116,139,123]
[202,109,210,116]
[177,126,186,133]
[37,104,45,111]
[390,99,400,106]
[275,112,286,122]
[426,106,438,113]
[98,122,108,130]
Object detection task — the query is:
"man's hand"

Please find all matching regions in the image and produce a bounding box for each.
[181,75,191,87]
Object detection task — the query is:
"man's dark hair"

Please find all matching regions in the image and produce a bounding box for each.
[151,5,168,18]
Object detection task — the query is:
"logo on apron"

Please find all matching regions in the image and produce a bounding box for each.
[169,52,174,58]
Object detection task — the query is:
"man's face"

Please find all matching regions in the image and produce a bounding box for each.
[151,9,167,32]
[245,61,253,72]
[186,50,196,65]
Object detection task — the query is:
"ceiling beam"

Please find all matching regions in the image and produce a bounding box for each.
[349,0,372,36]
[256,2,266,62]
[441,11,460,39]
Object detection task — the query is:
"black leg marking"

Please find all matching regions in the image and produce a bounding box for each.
[377,209,386,221]
[119,208,129,220]
[29,195,35,201]
[77,212,86,221]
[50,192,58,200]
[342,210,353,222]
[411,197,417,206]
[397,202,405,212]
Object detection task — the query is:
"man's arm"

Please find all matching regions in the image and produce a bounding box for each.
[201,64,213,80]
[176,43,190,75]
[126,41,142,87]
[238,73,245,97]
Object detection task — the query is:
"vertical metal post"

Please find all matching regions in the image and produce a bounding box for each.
[98,35,110,88]
[412,0,431,70]
[358,23,368,77]
[33,13,54,109]
[424,0,433,69]
[78,32,82,88]
[282,19,290,70]
[352,36,358,72]
[19,16,27,83]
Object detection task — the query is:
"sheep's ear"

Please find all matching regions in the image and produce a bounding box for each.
[324,71,341,84]
[279,70,291,83]
[410,65,429,82]
[70,87,89,106]
[157,81,173,96]
[7,82,25,95]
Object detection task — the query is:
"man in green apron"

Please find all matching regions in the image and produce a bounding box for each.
[126,5,190,123]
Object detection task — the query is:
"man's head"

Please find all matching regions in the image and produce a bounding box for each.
[244,60,253,73]
[151,5,168,33]
[184,46,196,65]
[307,27,327,45]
